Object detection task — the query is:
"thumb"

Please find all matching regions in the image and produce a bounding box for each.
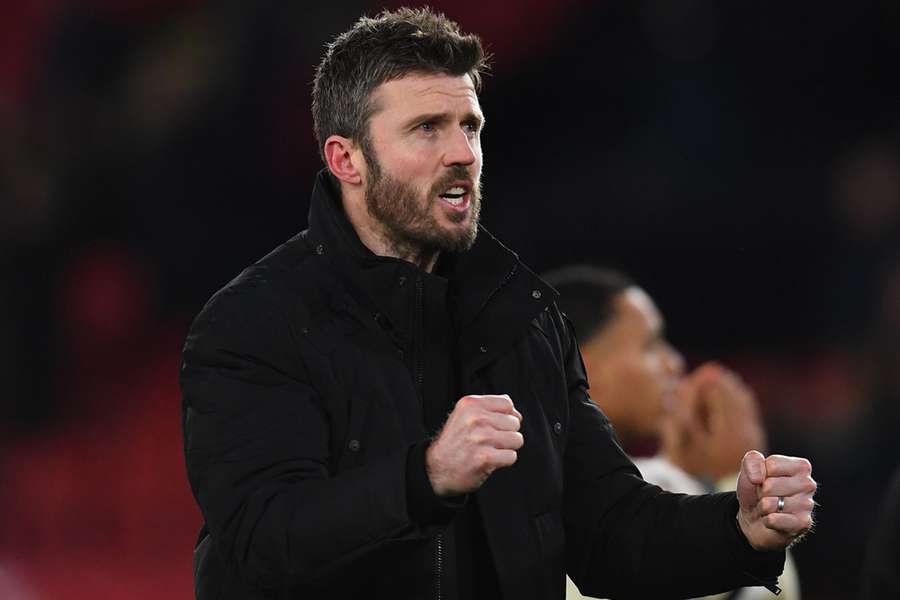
[736,450,766,510]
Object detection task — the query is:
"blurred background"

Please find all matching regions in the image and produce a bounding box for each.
[2,1,899,598]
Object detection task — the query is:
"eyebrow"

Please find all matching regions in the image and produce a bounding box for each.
[401,111,485,131]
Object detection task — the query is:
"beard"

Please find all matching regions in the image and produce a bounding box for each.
[363,151,481,256]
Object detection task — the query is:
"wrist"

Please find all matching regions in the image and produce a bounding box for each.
[736,508,764,551]
[425,441,450,497]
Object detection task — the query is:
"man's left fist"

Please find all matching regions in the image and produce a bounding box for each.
[736,450,817,550]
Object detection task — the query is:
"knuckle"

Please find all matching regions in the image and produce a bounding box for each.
[799,458,812,475]
[466,414,486,430]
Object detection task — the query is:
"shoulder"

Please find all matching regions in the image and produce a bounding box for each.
[184,231,330,358]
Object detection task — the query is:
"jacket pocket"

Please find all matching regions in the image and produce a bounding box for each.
[534,509,566,594]
[534,509,565,559]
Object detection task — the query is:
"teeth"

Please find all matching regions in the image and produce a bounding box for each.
[446,187,465,195]
[443,195,463,206]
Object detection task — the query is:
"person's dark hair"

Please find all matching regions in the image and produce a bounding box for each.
[312,7,488,163]
[542,265,634,342]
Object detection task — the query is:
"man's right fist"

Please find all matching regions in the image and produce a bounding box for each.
[426,394,524,497]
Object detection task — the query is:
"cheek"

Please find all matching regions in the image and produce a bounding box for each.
[619,357,665,405]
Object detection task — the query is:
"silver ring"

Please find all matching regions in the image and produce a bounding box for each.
[776,496,785,513]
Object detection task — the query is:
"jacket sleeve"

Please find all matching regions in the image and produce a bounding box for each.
[181,284,431,592]
[556,313,785,599]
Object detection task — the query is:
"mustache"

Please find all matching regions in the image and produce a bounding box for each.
[429,165,478,196]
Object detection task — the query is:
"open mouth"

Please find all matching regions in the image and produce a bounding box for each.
[437,182,471,209]
[439,187,466,205]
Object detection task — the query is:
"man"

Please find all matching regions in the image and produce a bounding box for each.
[180,8,816,599]
[860,466,900,599]
[543,265,802,599]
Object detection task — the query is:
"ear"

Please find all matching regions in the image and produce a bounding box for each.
[323,135,364,185]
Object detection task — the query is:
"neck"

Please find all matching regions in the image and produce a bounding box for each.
[341,188,440,273]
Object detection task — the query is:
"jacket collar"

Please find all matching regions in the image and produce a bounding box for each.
[304,169,558,345]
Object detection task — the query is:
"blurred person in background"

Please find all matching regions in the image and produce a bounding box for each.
[859,465,900,598]
[181,8,816,600]
[543,265,801,600]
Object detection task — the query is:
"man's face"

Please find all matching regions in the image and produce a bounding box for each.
[587,287,685,439]
[360,73,484,254]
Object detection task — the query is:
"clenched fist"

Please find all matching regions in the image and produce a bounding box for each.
[426,394,524,497]
[737,450,817,550]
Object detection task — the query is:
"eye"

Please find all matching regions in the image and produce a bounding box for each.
[463,120,481,136]
[420,121,436,133]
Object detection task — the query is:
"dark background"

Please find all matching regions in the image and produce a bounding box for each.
[2,1,899,598]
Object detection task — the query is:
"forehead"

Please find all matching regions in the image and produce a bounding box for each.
[369,73,482,120]
[615,287,663,334]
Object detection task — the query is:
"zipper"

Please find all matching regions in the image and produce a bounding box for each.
[414,274,425,404]
[435,532,443,600]
[473,262,518,324]
[412,275,441,599]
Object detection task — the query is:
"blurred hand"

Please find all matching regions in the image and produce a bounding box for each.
[426,394,524,496]
[661,362,767,481]
[737,450,817,550]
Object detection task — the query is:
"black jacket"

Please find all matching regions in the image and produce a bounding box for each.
[181,170,784,599]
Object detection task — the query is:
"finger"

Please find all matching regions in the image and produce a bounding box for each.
[489,430,524,450]
[703,383,729,433]
[464,410,521,434]
[741,450,767,486]
[760,474,817,498]
[761,511,814,535]
[456,394,515,413]
[481,411,522,432]
[758,494,816,516]
[693,362,723,384]
[487,448,518,469]
[462,394,518,416]
[764,455,812,478]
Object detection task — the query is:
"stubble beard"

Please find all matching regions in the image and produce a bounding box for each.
[363,149,481,258]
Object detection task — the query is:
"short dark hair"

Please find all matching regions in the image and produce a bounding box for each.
[312,7,488,162]
[542,265,634,342]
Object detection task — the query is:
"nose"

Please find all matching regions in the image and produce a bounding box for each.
[663,341,685,378]
[442,127,478,167]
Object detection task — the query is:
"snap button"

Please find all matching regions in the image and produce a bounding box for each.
[553,421,563,435]
[348,439,361,452]
[479,345,488,353]
[315,244,326,255]
[531,289,542,299]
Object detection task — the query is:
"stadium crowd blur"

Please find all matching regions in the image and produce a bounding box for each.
[2,1,899,598]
